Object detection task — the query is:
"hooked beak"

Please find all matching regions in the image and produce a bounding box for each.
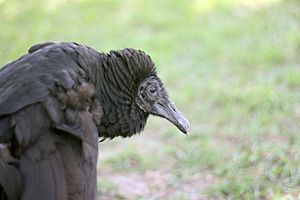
[152,99,190,134]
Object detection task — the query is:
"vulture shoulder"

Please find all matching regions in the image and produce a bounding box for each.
[0,42,102,200]
[0,42,96,116]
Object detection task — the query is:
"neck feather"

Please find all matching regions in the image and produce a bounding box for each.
[91,52,150,139]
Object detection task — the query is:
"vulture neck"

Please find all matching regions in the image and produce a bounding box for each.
[91,52,149,139]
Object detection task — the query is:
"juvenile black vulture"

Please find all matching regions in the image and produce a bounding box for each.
[0,42,190,200]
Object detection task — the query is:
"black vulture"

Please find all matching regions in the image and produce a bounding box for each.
[0,42,190,200]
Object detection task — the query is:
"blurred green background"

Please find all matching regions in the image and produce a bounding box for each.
[1,0,300,199]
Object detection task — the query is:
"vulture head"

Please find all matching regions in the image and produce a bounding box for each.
[135,76,190,134]
[95,48,190,139]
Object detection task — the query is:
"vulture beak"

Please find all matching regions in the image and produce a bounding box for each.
[152,99,190,134]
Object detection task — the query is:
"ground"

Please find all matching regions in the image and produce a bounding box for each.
[1,0,300,199]
[97,134,216,200]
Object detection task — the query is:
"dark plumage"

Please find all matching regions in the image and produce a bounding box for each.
[0,42,189,200]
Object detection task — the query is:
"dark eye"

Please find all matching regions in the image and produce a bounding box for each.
[150,88,156,94]
[148,86,157,94]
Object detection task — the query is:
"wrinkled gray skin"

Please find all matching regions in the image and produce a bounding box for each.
[0,42,190,200]
[136,76,190,134]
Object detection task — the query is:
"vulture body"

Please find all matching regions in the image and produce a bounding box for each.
[0,42,189,200]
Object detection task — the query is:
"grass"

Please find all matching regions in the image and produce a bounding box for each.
[1,0,300,199]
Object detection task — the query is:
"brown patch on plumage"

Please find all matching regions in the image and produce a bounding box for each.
[66,83,95,110]
[53,82,102,125]
[89,100,102,126]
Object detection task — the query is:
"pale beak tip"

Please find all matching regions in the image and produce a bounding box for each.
[179,117,190,135]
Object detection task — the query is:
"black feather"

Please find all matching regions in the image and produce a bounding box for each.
[0,42,159,199]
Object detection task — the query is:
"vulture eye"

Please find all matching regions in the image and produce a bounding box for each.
[150,88,156,94]
[148,85,157,95]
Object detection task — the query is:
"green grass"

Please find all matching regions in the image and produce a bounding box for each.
[1,0,300,199]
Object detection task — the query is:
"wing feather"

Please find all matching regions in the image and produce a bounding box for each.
[0,158,21,200]
[0,42,101,199]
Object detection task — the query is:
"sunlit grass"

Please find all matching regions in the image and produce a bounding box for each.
[1,0,300,199]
